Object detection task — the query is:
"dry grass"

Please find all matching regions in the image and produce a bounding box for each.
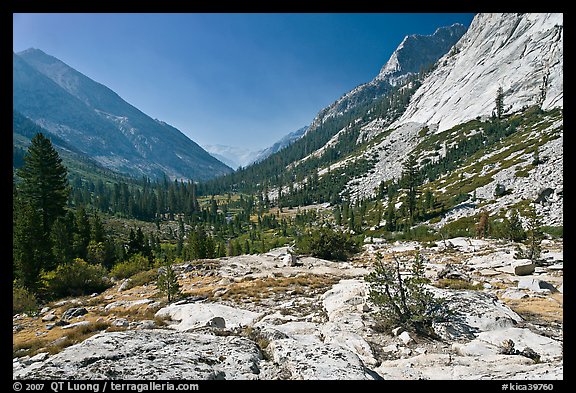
[13,319,111,358]
[502,292,563,324]
[222,274,338,302]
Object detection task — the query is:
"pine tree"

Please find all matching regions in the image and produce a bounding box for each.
[73,206,91,260]
[521,204,544,262]
[17,133,70,235]
[13,198,44,290]
[504,208,526,242]
[365,252,450,336]
[50,215,74,267]
[157,260,182,303]
[14,133,69,287]
[495,86,505,119]
[401,154,420,223]
[385,199,396,232]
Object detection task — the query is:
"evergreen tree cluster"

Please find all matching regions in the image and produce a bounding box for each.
[68,175,199,221]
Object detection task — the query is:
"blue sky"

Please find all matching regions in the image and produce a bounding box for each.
[13,13,476,150]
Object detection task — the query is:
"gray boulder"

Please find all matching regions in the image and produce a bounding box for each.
[14,329,262,380]
[62,307,88,321]
[517,278,558,293]
[512,260,535,276]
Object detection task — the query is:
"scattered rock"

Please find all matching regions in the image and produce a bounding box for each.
[430,288,522,341]
[535,187,555,205]
[438,264,469,280]
[392,327,404,336]
[135,320,156,330]
[267,338,378,380]
[12,236,563,381]
[206,316,226,329]
[512,260,535,276]
[500,289,529,300]
[61,321,91,330]
[155,302,262,332]
[454,327,562,362]
[117,279,131,292]
[517,278,558,293]
[41,314,57,322]
[399,331,413,345]
[111,319,129,328]
[62,307,88,321]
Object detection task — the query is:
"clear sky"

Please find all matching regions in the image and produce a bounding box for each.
[13,13,476,150]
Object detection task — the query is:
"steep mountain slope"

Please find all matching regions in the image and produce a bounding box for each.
[208,13,561,229]
[290,13,563,226]
[394,13,563,132]
[13,110,137,185]
[341,13,563,196]
[13,49,232,181]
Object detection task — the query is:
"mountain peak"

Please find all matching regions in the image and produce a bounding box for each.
[376,23,467,84]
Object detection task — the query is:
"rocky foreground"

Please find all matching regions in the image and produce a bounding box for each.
[13,237,563,380]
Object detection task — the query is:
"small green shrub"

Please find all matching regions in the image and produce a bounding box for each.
[110,253,151,279]
[126,269,158,289]
[44,258,110,298]
[435,278,483,290]
[440,216,476,238]
[542,226,563,239]
[366,252,451,336]
[13,283,38,315]
[295,227,360,261]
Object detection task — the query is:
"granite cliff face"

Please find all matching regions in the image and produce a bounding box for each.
[394,13,563,132]
[285,13,562,227]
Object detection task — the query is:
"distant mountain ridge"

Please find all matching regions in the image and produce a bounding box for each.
[204,126,308,170]
[13,48,232,181]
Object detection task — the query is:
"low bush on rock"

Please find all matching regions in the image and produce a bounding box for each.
[365,252,451,337]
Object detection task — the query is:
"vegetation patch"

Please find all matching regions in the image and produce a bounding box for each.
[434,278,483,290]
